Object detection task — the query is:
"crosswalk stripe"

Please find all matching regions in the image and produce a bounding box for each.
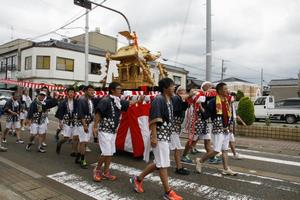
[47,172,134,200]
[109,162,259,200]
[191,149,300,167]
[195,143,300,159]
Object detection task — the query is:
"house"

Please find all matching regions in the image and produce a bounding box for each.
[214,77,261,98]
[186,76,204,90]
[269,78,299,101]
[149,63,188,89]
[69,30,117,53]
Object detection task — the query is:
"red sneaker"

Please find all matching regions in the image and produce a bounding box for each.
[93,167,102,182]
[163,190,183,200]
[129,175,144,193]
[103,171,117,181]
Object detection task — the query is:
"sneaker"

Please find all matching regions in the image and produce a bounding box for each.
[93,167,102,182]
[208,157,219,164]
[222,167,238,176]
[41,142,47,147]
[195,158,202,173]
[130,175,144,193]
[0,146,8,152]
[2,139,7,144]
[233,153,243,160]
[216,156,223,163]
[16,139,24,144]
[70,152,77,157]
[80,159,88,169]
[175,167,190,175]
[163,190,183,200]
[56,143,61,154]
[21,127,25,131]
[86,146,92,152]
[25,143,32,151]
[191,148,201,155]
[38,147,46,153]
[181,155,193,163]
[103,171,117,181]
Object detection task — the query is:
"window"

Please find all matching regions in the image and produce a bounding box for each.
[56,57,74,72]
[173,75,181,85]
[25,56,32,70]
[36,56,50,69]
[89,62,101,74]
[284,100,300,106]
[269,97,273,103]
[254,97,266,105]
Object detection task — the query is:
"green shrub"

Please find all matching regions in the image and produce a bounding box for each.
[236,90,245,101]
[265,117,271,126]
[237,97,255,125]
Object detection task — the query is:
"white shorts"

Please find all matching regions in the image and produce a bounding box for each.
[230,133,235,142]
[153,141,170,168]
[193,133,211,141]
[62,125,78,138]
[213,133,230,152]
[20,111,28,120]
[169,133,184,150]
[78,123,93,142]
[98,131,117,156]
[6,121,21,129]
[30,123,47,135]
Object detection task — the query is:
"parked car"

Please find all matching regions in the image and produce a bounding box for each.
[254,96,300,124]
[0,90,14,116]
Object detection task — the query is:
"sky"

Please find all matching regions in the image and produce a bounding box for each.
[0,0,299,84]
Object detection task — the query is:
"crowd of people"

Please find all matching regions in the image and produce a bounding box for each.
[0,78,246,200]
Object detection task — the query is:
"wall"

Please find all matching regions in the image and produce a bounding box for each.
[20,47,110,86]
[270,85,298,101]
[226,82,260,98]
[70,32,117,53]
[150,67,187,89]
[236,125,300,141]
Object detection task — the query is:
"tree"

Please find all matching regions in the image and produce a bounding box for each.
[237,97,255,125]
[236,90,245,101]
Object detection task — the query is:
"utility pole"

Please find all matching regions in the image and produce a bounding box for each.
[205,0,212,81]
[84,8,89,85]
[261,68,263,95]
[221,59,225,81]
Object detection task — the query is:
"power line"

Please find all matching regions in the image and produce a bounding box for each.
[0,0,107,50]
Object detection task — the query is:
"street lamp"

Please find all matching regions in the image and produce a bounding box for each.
[73,0,131,33]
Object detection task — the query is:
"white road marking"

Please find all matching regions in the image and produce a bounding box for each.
[108,162,259,200]
[191,149,300,167]
[174,159,300,187]
[47,172,134,200]
[195,143,300,159]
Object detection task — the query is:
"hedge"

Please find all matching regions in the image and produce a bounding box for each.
[237,96,255,125]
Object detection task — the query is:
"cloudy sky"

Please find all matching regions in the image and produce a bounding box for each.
[1,0,299,84]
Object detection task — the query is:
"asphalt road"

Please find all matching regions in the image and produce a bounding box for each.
[0,120,299,200]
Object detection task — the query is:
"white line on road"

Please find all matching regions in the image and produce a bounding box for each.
[47,172,134,200]
[107,162,259,200]
[195,143,300,159]
[192,148,300,167]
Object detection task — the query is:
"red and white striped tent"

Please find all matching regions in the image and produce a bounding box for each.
[0,79,65,91]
